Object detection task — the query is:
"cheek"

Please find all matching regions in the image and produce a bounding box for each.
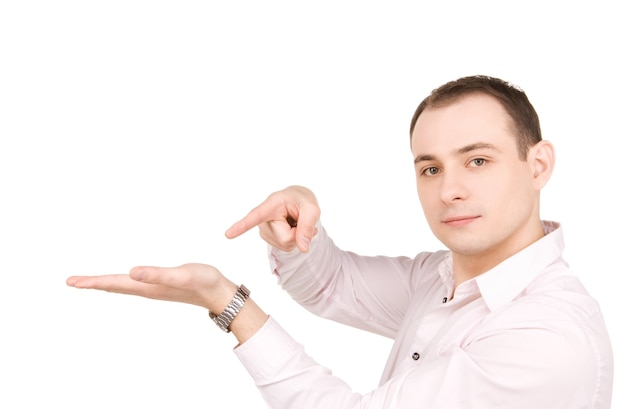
[416,183,438,214]
[492,169,535,209]
[415,178,427,201]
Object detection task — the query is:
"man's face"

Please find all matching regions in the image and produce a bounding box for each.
[411,93,539,260]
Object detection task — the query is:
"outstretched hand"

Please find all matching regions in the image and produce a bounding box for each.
[225,185,320,253]
[66,263,238,312]
[67,263,269,343]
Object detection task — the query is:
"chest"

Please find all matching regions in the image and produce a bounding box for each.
[380,289,489,383]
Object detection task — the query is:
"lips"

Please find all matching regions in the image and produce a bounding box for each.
[442,215,480,227]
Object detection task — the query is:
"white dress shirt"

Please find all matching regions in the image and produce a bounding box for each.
[234,221,613,408]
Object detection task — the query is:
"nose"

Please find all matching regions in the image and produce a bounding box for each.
[438,170,468,204]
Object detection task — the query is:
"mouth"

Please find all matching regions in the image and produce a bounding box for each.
[442,215,480,227]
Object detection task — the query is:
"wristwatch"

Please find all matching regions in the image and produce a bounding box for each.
[209,285,250,333]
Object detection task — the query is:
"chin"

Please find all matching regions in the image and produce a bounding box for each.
[440,237,490,256]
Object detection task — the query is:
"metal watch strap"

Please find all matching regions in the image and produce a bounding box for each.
[209,285,250,333]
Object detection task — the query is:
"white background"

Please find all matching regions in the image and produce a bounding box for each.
[1,1,623,407]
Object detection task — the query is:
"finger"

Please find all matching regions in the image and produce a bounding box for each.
[225,218,255,239]
[66,274,147,294]
[67,268,197,304]
[65,267,179,294]
[225,204,272,239]
[226,195,284,239]
[129,265,198,289]
[294,203,320,252]
[67,264,225,309]
[259,220,298,252]
[126,266,205,304]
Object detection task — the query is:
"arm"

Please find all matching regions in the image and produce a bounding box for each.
[235,296,605,409]
[270,222,416,337]
[67,266,603,409]
[226,185,416,337]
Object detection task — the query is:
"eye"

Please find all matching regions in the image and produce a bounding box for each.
[422,166,440,176]
[469,158,487,167]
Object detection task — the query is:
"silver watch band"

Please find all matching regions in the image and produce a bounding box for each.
[209,285,250,333]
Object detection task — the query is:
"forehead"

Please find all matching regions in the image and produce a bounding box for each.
[411,93,516,155]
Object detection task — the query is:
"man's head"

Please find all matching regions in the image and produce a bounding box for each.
[410,75,542,161]
[410,75,555,277]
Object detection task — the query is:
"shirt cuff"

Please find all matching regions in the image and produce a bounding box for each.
[233,316,310,383]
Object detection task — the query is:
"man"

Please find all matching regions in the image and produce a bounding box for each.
[67,75,614,408]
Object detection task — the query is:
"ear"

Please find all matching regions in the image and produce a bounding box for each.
[528,140,555,190]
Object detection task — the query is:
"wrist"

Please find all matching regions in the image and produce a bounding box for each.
[209,284,250,333]
[205,277,238,311]
[228,299,269,345]
[206,282,269,343]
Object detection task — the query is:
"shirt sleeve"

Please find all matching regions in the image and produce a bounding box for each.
[234,312,606,409]
[269,221,418,338]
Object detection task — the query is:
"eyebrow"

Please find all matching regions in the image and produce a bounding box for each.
[413,142,500,164]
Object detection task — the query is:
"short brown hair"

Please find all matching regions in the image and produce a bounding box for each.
[409,75,542,160]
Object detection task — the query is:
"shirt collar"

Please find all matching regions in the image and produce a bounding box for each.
[438,221,565,311]
[475,220,564,311]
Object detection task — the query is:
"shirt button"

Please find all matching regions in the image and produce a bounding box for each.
[412,352,420,361]
[442,297,448,303]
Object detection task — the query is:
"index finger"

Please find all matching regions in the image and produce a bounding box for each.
[224,202,274,239]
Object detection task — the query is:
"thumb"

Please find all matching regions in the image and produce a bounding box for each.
[294,209,319,253]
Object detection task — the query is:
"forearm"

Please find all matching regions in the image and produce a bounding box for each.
[271,223,413,337]
[235,316,600,409]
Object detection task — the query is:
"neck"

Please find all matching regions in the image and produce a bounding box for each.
[451,219,545,289]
